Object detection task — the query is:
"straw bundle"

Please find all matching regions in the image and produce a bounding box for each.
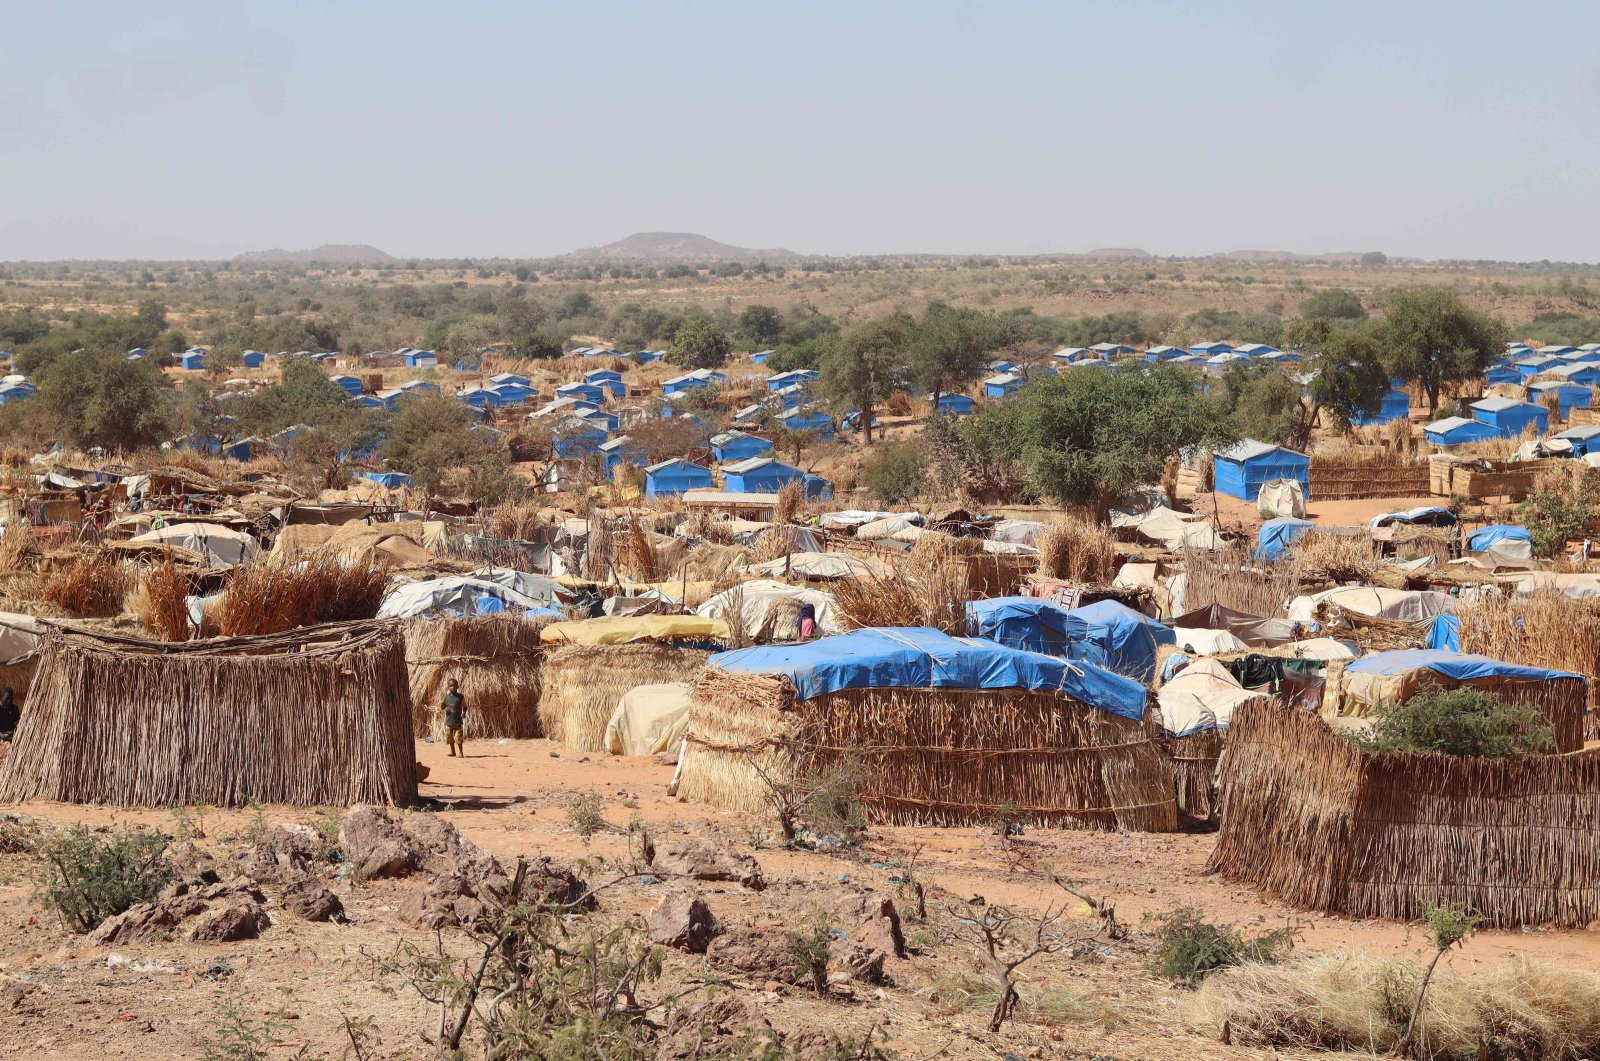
[681,668,1176,831]
[1209,698,1600,927]
[0,621,416,807]
[539,642,711,751]
[209,550,389,637]
[128,559,197,641]
[774,480,803,524]
[830,538,972,633]
[1035,518,1117,584]
[38,552,134,617]
[1181,549,1304,618]
[1307,452,1430,500]
[405,616,547,739]
[680,542,751,583]
[1291,533,1380,582]
[0,525,37,573]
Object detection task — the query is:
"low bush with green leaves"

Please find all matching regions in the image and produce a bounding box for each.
[1353,683,1554,759]
[1146,906,1298,986]
[32,823,172,933]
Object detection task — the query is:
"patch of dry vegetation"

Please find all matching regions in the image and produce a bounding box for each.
[38,552,133,617]
[209,550,389,636]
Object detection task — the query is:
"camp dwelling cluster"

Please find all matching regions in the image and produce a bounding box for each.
[5,334,1600,935]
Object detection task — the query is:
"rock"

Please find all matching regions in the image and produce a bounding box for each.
[652,749,679,767]
[655,995,767,1059]
[241,824,322,882]
[828,939,886,984]
[398,812,501,883]
[185,898,270,943]
[646,890,717,953]
[651,837,765,891]
[339,805,414,881]
[398,874,484,931]
[704,925,793,982]
[163,841,221,885]
[280,874,344,923]
[823,888,906,960]
[90,898,200,945]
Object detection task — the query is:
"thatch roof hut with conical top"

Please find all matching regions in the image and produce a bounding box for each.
[679,627,1176,831]
[0,620,415,808]
[538,615,727,752]
[405,615,548,740]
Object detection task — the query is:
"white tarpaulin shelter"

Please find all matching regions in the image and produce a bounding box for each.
[695,579,842,640]
[992,519,1047,545]
[856,516,919,541]
[748,552,892,580]
[128,522,261,567]
[1157,658,1259,736]
[376,576,546,619]
[1288,586,1455,624]
[820,510,919,530]
[1256,478,1306,519]
[1112,506,1224,550]
[604,682,694,757]
[0,611,46,665]
[1169,627,1249,656]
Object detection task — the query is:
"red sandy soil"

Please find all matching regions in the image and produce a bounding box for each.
[0,739,1595,1060]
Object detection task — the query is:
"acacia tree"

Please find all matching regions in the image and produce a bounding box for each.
[667,318,733,369]
[820,313,915,445]
[912,303,1009,413]
[963,363,1235,520]
[1379,288,1507,416]
[1226,317,1391,451]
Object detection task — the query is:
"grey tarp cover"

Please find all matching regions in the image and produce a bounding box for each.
[696,579,843,639]
[1167,603,1301,647]
[376,576,547,619]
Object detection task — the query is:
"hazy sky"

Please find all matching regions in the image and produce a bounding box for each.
[3,1,1598,261]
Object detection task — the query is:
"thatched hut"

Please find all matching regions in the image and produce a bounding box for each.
[1321,649,1588,754]
[1209,698,1600,928]
[405,616,547,739]
[0,621,415,807]
[679,627,1176,831]
[537,615,727,752]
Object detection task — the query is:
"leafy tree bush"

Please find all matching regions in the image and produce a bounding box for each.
[34,349,176,451]
[861,437,930,503]
[1379,287,1507,416]
[1518,465,1600,558]
[1298,288,1367,320]
[738,304,784,346]
[383,394,492,496]
[1354,682,1555,758]
[511,331,566,360]
[960,363,1234,518]
[32,824,172,933]
[667,318,733,369]
[1146,906,1298,986]
[821,312,915,444]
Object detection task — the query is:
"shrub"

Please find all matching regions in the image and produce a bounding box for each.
[1354,683,1554,759]
[32,824,172,933]
[1146,906,1298,986]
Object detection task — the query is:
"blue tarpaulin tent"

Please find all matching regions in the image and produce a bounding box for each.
[1061,600,1176,683]
[363,471,413,489]
[1351,388,1410,426]
[1466,525,1532,553]
[1470,397,1548,438]
[1213,440,1310,502]
[1345,649,1579,686]
[965,597,1074,655]
[1423,416,1499,447]
[1425,614,1461,652]
[644,458,713,498]
[1255,516,1315,561]
[707,627,1147,720]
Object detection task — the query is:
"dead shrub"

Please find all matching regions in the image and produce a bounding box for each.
[39,553,133,617]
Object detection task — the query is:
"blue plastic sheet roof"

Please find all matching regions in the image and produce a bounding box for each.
[708,626,1147,720]
[1255,516,1314,561]
[964,597,1073,655]
[1345,649,1581,684]
[1466,525,1532,551]
[1061,600,1176,683]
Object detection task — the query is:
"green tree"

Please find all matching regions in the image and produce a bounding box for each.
[1355,682,1554,758]
[738,304,785,346]
[1379,287,1508,416]
[511,331,565,360]
[668,318,733,369]
[963,363,1235,519]
[862,437,931,503]
[912,302,1008,412]
[820,313,915,444]
[34,350,176,451]
[558,291,596,320]
[382,394,490,497]
[1297,288,1366,321]
[239,357,358,435]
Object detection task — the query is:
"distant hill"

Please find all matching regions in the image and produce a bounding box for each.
[234,244,395,265]
[1086,247,1154,260]
[567,232,798,262]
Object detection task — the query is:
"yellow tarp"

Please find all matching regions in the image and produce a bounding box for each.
[540,614,730,645]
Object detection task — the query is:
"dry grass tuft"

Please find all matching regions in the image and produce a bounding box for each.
[1036,518,1117,583]
[209,550,390,636]
[831,537,973,632]
[0,525,38,573]
[1292,532,1380,581]
[128,560,196,641]
[775,479,803,524]
[1190,954,1600,1059]
[38,552,134,617]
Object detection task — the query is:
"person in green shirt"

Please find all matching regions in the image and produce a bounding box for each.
[442,679,466,757]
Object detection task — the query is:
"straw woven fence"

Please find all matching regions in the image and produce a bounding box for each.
[539,642,712,752]
[1456,591,1600,742]
[1308,455,1430,501]
[1180,549,1304,618]
[1166,726,1229,823]
[680,668,1176,832]
[0,621,416,807]
[405,616,547,740]
[1209,699,1600,927]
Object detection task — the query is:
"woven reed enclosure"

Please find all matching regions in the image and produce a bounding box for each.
[405,616,546,740]
[0,621,417,808]
[1208,699,1600,928]
[538,643,712,752]
[680,667,1177,831]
